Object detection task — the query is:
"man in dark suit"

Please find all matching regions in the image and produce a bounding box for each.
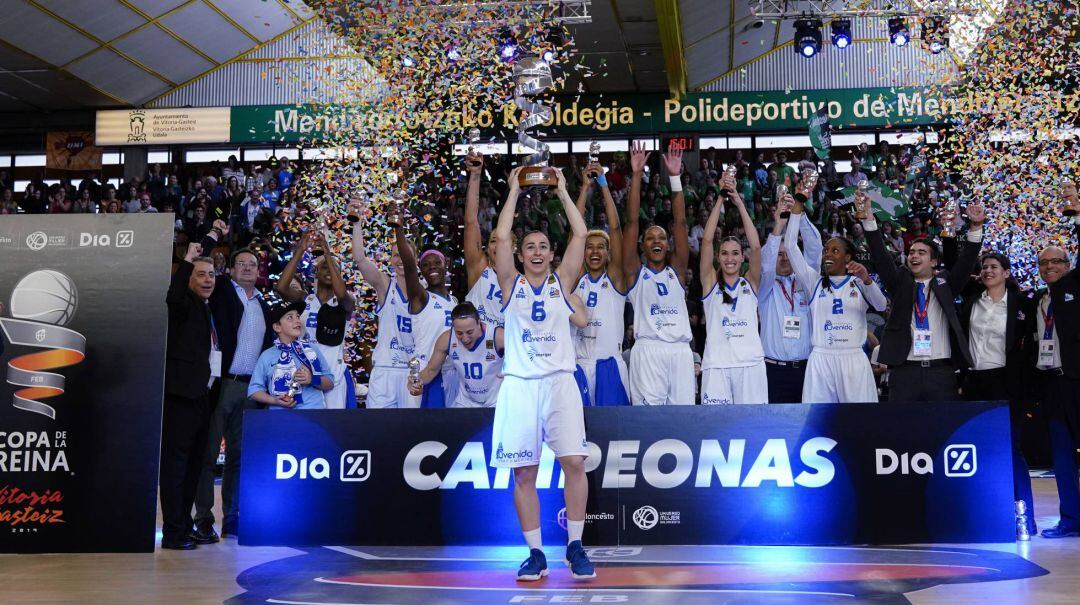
[193,220,272,541]
[860,197,986,401]
[160,243,217,550]
[1032,212,1080,538]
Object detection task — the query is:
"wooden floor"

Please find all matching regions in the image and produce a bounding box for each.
[2,479,1079,605]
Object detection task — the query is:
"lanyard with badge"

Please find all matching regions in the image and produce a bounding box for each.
[208,312,222,387]
[913,283,932,357]
[777,278,801,339]
[1039,300,1056,368]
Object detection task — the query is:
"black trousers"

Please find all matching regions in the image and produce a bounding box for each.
[887,363,959,402]
[765,360,807,404]
[159,393,211,541]
[1043,373,1080,529]
[963,367,1036,532]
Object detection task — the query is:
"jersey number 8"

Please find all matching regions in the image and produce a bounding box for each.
[586,292,598,307]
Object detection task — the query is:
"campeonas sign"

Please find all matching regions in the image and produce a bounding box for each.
[95,108,230,145]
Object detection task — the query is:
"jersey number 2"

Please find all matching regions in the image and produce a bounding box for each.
[831,299,843,315]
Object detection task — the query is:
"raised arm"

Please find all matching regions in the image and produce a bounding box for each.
[622,141,650,281]
[759,204,787,301]
[857,196,901,290]
[495,167,524,296]
[725,174,761,291]
[947,202,985,292]
[798,211,824,271]
[783,201,822,294]
[313,231,355,314]
[574,164,594,219]
[599,173,626,290]
[463,151,487,288]
[568,293,588,328]
[349,198,391,306]
[389,206,428,314]
[555,169,589,288]
[276,231,312,302]
[665,148,690,286]
[699,193,724,295]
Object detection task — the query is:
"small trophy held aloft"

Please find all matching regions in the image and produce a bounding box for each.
[777,184,791,219]
[407,356,422,393]
[1063,177,1078,217]
[720,165,737,200]
[855,180,870,220]
[586,141,602,178]
[466,128,482,168]
[514,56,559,188]
[939,193,958,238]
[347,191,366,224]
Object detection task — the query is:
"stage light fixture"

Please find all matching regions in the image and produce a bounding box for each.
[831,19,852,49]
[889,17,910,47]
[794,19,823,58]
[498,28,518,61]
[922,15,950,54]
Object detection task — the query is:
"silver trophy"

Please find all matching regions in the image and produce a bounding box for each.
[466,128,482,168]
[586,141,602,179]
[1015,500,1031,541]
[513,56,558,188]
[407,356,422,392]
[720,164,737,199]
[939,193,958,238]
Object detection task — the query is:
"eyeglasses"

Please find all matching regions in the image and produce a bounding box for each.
[1037,258,1068,267]
[234,261,258,269]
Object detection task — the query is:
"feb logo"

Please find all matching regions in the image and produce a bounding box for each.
[0,270,87,419]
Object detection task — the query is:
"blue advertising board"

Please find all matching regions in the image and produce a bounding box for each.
[239,402,1014,546]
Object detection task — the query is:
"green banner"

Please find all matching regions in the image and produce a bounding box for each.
[228,87,975,143]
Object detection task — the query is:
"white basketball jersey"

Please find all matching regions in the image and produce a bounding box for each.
[810,276,869,351]
[502,273,576,379]
[371,282,413,369]
[411,291,457,365]
[702,277,764,369]
[448,322,503,406]
[466,266,504,327]
[301,292,345,359]
[629,265,691,343]
[573,272,626,362]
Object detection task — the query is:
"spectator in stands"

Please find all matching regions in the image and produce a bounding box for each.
[0,188,15,214]
[49,188,73,214]
[902,215,927,251]
[261,178,281,207]
[164,175,184,213]
[123,186,142,212]
[239,186,272,241]
[184,203,213,242]
[102,199,120,214]
[73,188,95,213]
[769,151,795,189]
[20,182,45,214]
[275,157,293,191]
[205,175,224,208]
[139,191,159,213]
[222,155,245,184]
[844,159,869,188]
[798,149,818,173]
[148,163,168,200]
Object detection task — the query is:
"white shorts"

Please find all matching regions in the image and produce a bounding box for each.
[576,355,630,406]
[366,366,421,409]
[700,363,769,404]
[629,340,696,405]
[441,365,460,406]
[490,373,588,468]
[802,349,879,404]
[452,377,501,408]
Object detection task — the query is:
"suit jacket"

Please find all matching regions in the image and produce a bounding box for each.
[958,283,1035,391]
[867,226,981,367]
[1026,226,1080,378]
[200,234,272,374]
[164,261,213,399]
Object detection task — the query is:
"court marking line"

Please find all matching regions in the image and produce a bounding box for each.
[312,577,856,597]
[322,546,999,571]
[324,544,982,560]
[268,600,400,605]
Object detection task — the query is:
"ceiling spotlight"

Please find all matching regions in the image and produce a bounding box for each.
[831,19,852,49]
[447,47,461,62]
[889,17,910,47]
[794,19,823,58]
[401,56,415,67]
[922,15,950,54]
[498,28,518,61]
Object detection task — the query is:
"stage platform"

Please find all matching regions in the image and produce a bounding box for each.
[1,479,1078,605]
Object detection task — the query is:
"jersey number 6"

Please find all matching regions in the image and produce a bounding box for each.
[531,301,546,321]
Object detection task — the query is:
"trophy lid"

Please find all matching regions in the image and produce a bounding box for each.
[466,127,481,143]
[588,141,601,154]
[513,56,553,89]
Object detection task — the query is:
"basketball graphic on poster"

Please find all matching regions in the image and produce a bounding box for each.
[9,269,78,326]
